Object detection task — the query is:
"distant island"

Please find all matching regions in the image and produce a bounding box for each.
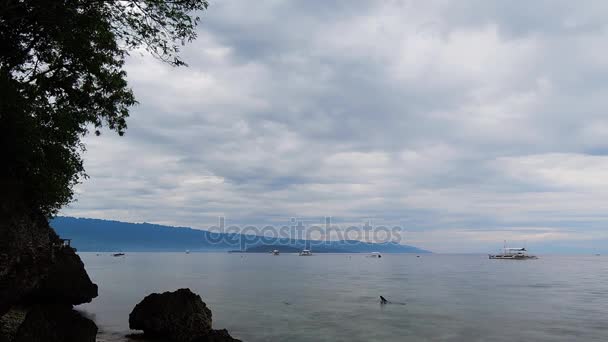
[51,217,431,254]
[230,245,350,253]
[229,245,303,253]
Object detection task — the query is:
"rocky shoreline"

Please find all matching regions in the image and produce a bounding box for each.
[0,209,99,341]
[0,212,240,341]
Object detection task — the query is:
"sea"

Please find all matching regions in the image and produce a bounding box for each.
[78,252,608,342]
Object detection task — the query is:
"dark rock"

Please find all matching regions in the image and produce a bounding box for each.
[0,183,99,342]
[0,204,98,314]
[129,288,213,342]
[27,247,98,306]
[193,329,241,342]
[127,330,241,342]
[0,307,28,342]
[13,304,97,342]
[0,209,55,316]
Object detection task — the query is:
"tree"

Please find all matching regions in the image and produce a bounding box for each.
[0,0,208,217]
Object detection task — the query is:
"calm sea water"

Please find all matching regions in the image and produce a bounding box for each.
[78,253,608,342]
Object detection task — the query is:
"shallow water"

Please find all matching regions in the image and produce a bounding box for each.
[78,253,608,342]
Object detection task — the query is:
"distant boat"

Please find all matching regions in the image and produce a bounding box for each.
[299,249,312,256]
[185,250,190,254]
[489,243,537,260]
[272,249,280,256]
[367,252,382,258]
[113,253,125,257]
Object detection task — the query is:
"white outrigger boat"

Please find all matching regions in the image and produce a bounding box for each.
[367,252,382,258]
[299,249,312,256]
[271,249,280,256]
[489,246,537,260]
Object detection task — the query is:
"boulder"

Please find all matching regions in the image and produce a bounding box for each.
[129,329,241,342]
[13,304,97,342]
[0,205,98,314]
[129,288,213,342]
[193,329,241,342]
[28,247,98,306]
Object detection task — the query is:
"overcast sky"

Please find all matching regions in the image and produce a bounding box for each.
[62,0,608,253]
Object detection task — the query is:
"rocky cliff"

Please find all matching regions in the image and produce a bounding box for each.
[0,202,99,341]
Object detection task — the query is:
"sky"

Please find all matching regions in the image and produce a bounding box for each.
[62,0,608,253]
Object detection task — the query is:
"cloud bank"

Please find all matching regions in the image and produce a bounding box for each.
[63,0,608,253]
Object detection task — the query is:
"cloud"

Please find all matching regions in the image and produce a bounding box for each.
[62,0,608,253]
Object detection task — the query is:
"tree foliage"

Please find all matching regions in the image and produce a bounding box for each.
[0,0,208,217]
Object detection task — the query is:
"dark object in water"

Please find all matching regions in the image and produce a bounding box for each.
[380,296,407,306]
[113,253,125,257]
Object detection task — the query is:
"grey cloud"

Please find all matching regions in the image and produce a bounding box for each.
[63,0,608,253]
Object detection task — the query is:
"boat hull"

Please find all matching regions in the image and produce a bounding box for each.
[489,254,537,260]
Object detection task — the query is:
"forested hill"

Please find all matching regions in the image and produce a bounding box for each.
[50,216,431,253]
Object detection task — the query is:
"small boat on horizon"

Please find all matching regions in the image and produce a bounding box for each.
[489,243,537,260]
[367,252,382,258]
[113,253,125,257]
[272,249,280,256]
[299,249,312,256]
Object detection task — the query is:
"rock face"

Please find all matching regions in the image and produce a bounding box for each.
[0,208,98,314]
[0,201,99,341]
[27,249,98,306]
[129,288,240,342]
[0,308,27,342]
[0,209,54,316]
[13,304,97,342]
